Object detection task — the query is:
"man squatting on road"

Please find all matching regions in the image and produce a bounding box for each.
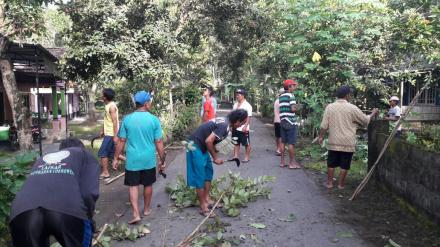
[186,109,248,217]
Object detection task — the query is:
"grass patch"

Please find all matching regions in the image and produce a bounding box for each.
[302,160,367,181]
[69,123,102,138]
[297,138,368,181]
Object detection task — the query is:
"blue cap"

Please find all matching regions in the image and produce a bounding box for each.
[134,91,151,104]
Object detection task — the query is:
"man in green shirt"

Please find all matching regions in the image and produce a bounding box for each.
[113,91,166,224]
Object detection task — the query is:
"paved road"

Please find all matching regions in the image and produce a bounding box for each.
[107,112,373,247]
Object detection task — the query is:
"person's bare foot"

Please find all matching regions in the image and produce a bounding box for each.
[288,162,301,169]
[325,182,334,189]
[338,185,345,190]
[280,163,287,167]
[128,216,141,224]
[143,208,152,216]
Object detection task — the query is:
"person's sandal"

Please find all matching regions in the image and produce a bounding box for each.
[99,175,111,180]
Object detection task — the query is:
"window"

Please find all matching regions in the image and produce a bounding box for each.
[407,82,438,105]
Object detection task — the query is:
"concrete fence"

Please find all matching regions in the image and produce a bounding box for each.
[368,120,440,225]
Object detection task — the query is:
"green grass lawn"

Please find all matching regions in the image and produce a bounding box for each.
[69,123,102,139]
[296,138,368,181]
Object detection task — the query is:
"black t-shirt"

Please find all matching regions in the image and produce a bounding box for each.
[189,118,229,153]
[10,147,100,222]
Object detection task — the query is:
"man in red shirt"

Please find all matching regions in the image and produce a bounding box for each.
[202,87,216,122]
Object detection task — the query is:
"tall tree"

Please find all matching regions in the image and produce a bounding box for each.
[0,0,49,149]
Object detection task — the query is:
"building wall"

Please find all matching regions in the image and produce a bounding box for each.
[368,121,440,225]
[402,105,440,121]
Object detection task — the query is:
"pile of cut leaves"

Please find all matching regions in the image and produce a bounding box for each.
[50,223,150,247]
[165,171,275,217]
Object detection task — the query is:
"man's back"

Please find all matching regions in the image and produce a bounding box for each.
[10,147,100,222]
[321,100,370,152]
[119,111,162,171]
[103,101,118,136]
[279,92,296,123]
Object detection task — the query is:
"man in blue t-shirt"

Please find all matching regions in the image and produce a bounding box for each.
[113,91,165,224]
[186,109,248,217]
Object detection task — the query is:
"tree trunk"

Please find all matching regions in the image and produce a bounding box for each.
[87,83,97,121]
[0,38,33,150]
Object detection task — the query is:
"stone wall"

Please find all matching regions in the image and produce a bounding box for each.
[368,120,440,225]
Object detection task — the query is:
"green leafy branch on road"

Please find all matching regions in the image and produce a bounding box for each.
[166,172,275,217]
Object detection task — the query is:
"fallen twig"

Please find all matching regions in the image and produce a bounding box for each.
[105,172,125,185]
[92,223,109,246]
[349,81,431,200]
[105,143,174,185]
[176,192,226,247]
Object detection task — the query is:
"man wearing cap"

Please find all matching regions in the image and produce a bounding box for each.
[279,79,301,169]
[319,86,378,189]
[112,91,166,224]
[232,88,253,163]
[384,96,402,137]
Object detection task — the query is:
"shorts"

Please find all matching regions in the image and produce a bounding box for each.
[186,144,213,189]
[9,207,93,247]
[280,125,297,145]
[232,129,250,146]
[124,168,156,186]
[97,136,115,158]
[327,150,354,170]
[274,122,281,138]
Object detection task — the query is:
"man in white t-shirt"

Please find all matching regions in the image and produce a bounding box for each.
[384,96,402,136]
[232,88,253,163]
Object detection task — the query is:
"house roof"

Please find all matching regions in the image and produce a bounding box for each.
[4,41,61,77]
[6,42,58,62]
[46,47,66,59]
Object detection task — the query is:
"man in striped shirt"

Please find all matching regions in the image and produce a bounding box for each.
[279,79,301,169]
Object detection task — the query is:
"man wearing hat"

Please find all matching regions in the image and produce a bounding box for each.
[112,91,166,224]
[384,96,402,136]
[279,79,301,169]
[319,86,378,189]
[232,88,253,163]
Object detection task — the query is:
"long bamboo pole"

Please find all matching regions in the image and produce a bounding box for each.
[349,81,431,201]
[176,192,226,247]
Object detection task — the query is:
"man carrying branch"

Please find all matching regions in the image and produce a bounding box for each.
[319,86,378,189]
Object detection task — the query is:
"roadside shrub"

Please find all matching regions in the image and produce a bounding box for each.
[405,124,440,153]
[0,151,37,245]
[160,104,199,143]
